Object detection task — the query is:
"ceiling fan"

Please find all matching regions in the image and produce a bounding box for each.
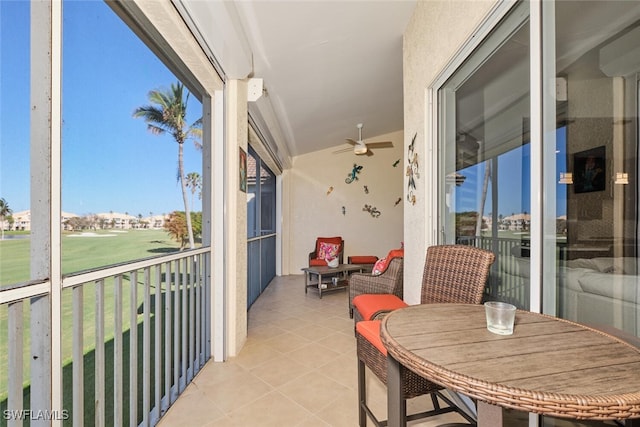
[334,123,393,156]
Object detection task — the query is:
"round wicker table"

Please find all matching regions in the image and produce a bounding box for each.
[380,303,640,427]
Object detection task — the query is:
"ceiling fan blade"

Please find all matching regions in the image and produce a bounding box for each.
[366,149,374,156]
[345,138,358,146]
[332,147,353,154]
[366,141,394,149]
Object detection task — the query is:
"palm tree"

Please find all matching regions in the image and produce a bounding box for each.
[134,82,202,249]
[0,198,12,240]
[185,172,202,211]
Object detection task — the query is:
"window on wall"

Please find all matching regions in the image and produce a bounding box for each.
[0,1,31,287]
[62,0,203,273]
[438,2,531,309]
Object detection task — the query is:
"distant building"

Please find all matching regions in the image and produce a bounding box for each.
[96,212,138,229]
[3,210,78,231]
[141,214,169,229]
[501,213,531,231]
[2,210,169,231]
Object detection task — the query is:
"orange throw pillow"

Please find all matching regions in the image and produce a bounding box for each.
[371,248,404,275]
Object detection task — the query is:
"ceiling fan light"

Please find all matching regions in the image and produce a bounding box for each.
[354,144,368,155]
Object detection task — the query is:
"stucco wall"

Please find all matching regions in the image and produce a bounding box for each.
[286,130,405,273]
[225,79,248,356]
[402,0,496,303]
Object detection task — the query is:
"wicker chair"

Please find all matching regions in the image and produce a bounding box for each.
[348,257,403,319]
[308,236,344,267]
[356,245,495,427]
[353,245,495,322]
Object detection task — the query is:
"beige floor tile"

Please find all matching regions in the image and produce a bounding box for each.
[196,371,273,414]
[316,330,357,353]
[264,331,311,353]
[313,387,361,427]
[316,352,358,390]
[193,359,247,387]
[158,385,224,426]
[278,371,351,413]
[225,391,311,427]
[230,341,281,370]
[249,354,312,388]
[286,341,342,369]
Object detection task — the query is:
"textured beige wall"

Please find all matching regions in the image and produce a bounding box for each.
[225,79,248,356]
[403,0,496,303]
[286,130,405,274]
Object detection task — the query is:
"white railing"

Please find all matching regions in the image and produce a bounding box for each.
[1,248,211,427]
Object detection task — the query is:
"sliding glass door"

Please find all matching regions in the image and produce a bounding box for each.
[438,2,531,309]
[542,1,640,341]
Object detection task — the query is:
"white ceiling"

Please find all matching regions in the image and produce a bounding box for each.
[179,0,417,159]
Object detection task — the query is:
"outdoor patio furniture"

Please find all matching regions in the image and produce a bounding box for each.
[352,244,495,321]
[308,236,344,267]
[348,255,379,273]
[354,245,495,427]
[348,257,403,319]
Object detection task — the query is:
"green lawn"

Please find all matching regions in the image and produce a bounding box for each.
[0,229,184,425]
[1,229,182,286]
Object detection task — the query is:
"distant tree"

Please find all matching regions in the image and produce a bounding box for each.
[0,198,12,239]
[185,172,202,210]
[134,82,202,249]
[164,210,202,249]
[164,211,188,249]
[65,216,84,231]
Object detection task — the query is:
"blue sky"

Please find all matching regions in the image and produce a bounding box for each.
[455,128,568,218]
[1,1,202,217]
[2,1,565,220]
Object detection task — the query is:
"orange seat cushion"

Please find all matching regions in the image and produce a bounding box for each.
[350,256,378,264]
[309,258,328,267]
[353,294,408,321]
[356,320,386,355]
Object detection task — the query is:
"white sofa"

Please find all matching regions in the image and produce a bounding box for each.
[559,257,639,335]
[496,254,639,335]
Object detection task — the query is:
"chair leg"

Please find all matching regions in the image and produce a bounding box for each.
[357,358,367,427]
[431,392,441,410]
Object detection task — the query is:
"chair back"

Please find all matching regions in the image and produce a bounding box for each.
[420,245,495,305]
[315,236,343,255]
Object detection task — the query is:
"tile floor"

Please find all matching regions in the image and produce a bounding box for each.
[157,275,614,427]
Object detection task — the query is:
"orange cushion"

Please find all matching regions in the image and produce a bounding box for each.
[350,256,378,264]
[356,320,386,355]
[309,258,328,266]
[353,294,408,321]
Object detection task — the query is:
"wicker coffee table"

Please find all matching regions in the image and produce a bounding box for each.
[301,264,364,298]
[380,303,640,426]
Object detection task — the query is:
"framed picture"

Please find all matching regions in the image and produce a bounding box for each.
[239,147,247,193]
[573,146,605,193]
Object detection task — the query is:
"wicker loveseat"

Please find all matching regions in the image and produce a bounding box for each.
[348,257,403,319]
